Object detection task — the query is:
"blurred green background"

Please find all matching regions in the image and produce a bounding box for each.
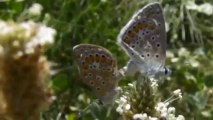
[0,0,213,119]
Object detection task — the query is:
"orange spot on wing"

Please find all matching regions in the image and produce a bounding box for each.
[81,69,88,77]
[86,55,94,64]
[106,59,113,65]
[148,24,156,30]
[133,25,140,33]
[95,54,100,62]
[138,23,147,29]
[100,55,107,63]
[127,30,134,38]
[111,60,116,67]
[81,61,89,70]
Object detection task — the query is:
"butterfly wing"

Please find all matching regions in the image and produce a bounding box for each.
[118,2,166,76]
[73,44,118,103]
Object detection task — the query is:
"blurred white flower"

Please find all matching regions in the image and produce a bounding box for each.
[165,22,169,32]
[26,23,56,53]
[116,106,123,114]
[173,89,181,96]
[101,0,107,3]
[167,51,174,58]
[186,2,213,15]
[20,21,35,39]
[189,59,200,68]
[149,117,158,120]
[171,58,179,63]
[28,3,43,16]
[128,83,134,88]
[178,47,190,57]
[198,3,213,15]
[133,113,143,120]
[176,115,185,120]
[116,95,130,114]
[0,22,14,40]
[150,78,158,93]
[168,107,175,114]
[155,89,184,120]
[125,104,131,110]
[120,96,127,104]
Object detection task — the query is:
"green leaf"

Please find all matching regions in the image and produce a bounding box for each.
[66,113,76,120]
[52,74,69,93]
[204,75,213,87]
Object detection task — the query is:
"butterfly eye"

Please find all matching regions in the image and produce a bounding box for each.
[164,68,168,75]
[158,23,161,26]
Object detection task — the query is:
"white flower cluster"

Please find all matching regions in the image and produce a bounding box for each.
[25,22,56,54]
[167,47,200,68]
[0,20,56,55]
[150,78,158,93]
[133,113,159,120]
[28,3,43,16]
[116,95,131,114]
[186,1,213,15]
[154,102,184,120]
[131,89,184,120]
[154,89,184,120]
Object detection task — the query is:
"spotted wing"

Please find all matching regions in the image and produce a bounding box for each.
[117,2,166,75]
[73,44,118,100]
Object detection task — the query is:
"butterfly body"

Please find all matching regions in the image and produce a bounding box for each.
[73,44,120,104]
[118,2,170,78]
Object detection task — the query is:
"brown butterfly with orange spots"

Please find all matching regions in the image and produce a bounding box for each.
[73,44,124,105]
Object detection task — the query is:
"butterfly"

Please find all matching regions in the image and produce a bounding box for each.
[117,2,171,78]
[73,44,123,105]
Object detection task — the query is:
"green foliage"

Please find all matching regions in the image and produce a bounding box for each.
[0,0,213,119]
